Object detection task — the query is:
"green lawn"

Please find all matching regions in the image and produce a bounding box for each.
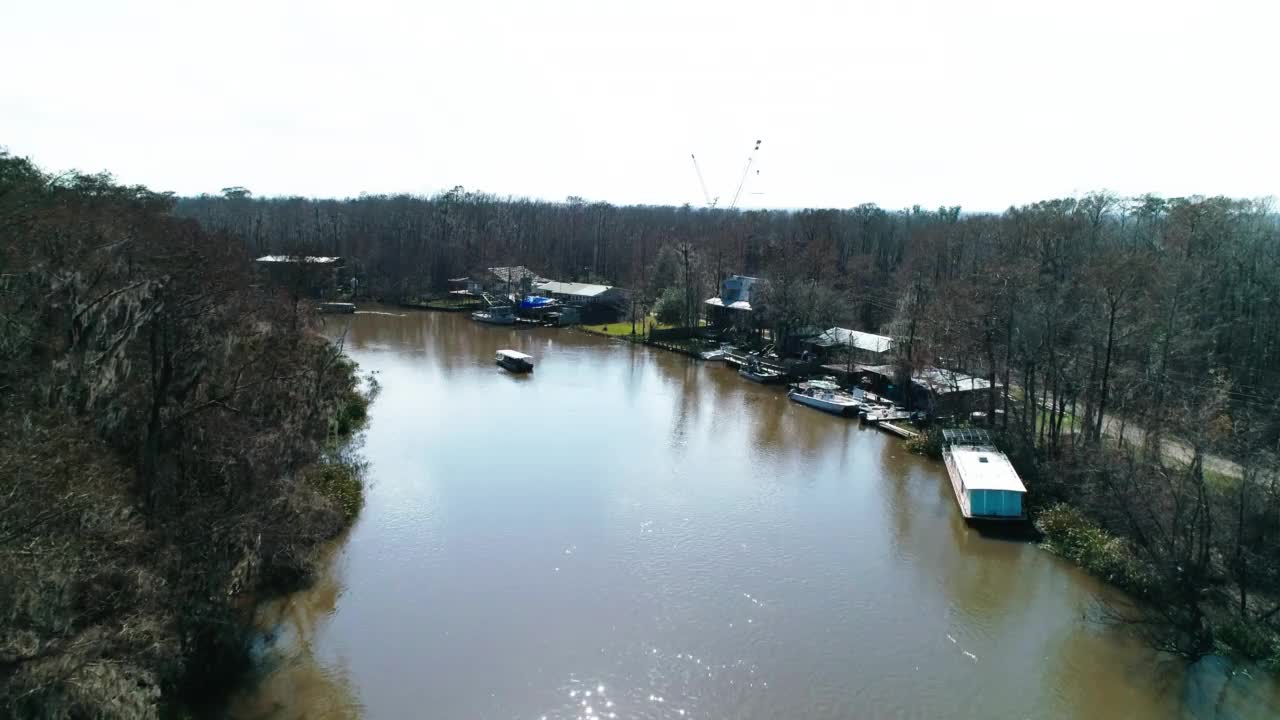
[1037,408,1082,434]
[579,319,666,337]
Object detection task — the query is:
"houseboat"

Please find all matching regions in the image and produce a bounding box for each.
[472,306,516,325]
[788,380,862,417]
[495,349,534,373]
[941,428,1027,522]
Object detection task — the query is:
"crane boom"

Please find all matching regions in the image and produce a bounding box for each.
[690,153,717,208]
[728,140,762,210]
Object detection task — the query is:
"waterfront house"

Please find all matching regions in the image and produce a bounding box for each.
[704,275,759,330]
[448,276,482,295]
[941,429,1026,521]
[535,281,626,322]
[844,363,995,416]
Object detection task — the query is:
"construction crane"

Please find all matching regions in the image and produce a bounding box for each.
[690,153,718,209]
[728,139,762,210]
[690,140,762,210]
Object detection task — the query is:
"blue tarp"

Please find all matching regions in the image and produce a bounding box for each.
[519,296,555,309]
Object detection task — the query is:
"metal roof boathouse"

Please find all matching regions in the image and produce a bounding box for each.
[941,429,1027,522]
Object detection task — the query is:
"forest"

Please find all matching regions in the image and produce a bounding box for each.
[0,153,370,718]
[181,187,1280,665]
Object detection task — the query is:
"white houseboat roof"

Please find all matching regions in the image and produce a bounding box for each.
[256,255,340,264]
[951,446,1027,493]
[496,349,533,360]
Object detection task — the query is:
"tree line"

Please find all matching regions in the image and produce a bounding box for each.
[1,153,370,717]
[181,187,1280,664]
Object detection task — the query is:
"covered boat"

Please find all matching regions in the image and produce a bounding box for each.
[495,349,534,373]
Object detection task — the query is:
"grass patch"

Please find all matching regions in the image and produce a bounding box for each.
[1037,408,1082,434]
[303,459,364,524]
[580,317,708,338]
[579,319,675,337]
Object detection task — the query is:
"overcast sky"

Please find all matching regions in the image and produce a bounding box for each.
[3,0,1277,210]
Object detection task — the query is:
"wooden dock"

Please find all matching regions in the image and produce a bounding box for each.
[878,421,919,440]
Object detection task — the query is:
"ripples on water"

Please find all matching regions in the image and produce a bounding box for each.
[230,309,1280,720]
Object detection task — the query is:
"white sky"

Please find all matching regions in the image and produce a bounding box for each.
[3,0,1277,210]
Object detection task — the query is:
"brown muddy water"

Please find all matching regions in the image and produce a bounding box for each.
[229,307,1280,720]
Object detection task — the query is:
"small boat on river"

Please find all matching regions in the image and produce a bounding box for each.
[472,306,515,325]
[495,349,534,373]
[788,380,862,417]
[739,360,786,384]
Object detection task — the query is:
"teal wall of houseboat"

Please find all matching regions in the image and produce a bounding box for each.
[969,489,1023,518]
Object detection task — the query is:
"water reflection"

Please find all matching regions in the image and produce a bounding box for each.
[228,551,360,720]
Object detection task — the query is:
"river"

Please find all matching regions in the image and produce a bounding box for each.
[229,307,1280,720]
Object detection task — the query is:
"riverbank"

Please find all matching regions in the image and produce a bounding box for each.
[906,422,1280,670]
[1036,498,1280,671]
[0,154,375,719]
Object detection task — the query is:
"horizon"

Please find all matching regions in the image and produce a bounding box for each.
[4,0,1278,211]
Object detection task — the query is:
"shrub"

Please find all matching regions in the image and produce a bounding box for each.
[905,427,942,459]
[303,459,365,525]
[1216,620,1280,665]
[1036,503,1152,595]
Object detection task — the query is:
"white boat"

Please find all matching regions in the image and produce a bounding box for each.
[857,394,894,419]
[495,349,534,372]
[864,407,911,424]
[472,307,515,325]
[788,380,862,417]
[700,347,729,361]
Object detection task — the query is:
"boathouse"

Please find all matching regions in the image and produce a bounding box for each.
[841,363,994,416]
[483,266,549,294]
[941,429,1026,521]
[809,327,894,364]
[535,281,624,307]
